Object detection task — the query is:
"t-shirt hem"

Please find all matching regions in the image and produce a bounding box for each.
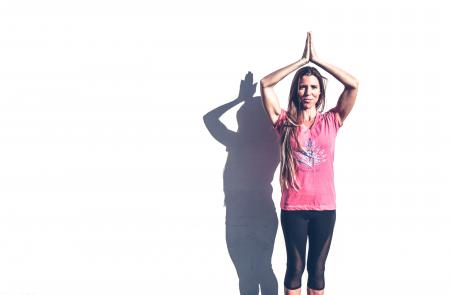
[281,205,336,211]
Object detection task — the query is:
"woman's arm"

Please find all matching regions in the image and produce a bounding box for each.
[310,34,359,124]
[260,34,310,124]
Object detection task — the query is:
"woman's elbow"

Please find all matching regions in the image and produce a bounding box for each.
[346,78,359,90]
[260,79,267,88]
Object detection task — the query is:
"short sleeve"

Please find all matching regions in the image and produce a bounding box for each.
[324,108,343,132]
[273,109,287,134]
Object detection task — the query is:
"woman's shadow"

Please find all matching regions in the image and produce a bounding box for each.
[203,72,280,295]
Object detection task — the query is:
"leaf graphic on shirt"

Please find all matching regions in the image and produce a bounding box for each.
[295,138,327,168]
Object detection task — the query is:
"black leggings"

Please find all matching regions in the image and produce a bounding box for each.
[280,210,336,290]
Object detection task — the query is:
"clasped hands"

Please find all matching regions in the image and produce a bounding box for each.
[301,32,319,63]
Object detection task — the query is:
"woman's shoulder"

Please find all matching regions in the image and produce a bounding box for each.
[273,108,288,128]
[321,108,343,129]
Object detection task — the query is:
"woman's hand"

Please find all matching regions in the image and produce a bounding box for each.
[301,33,311,62]
[309,32,318,63]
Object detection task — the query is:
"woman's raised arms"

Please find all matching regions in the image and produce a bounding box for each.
[260,33,310,125]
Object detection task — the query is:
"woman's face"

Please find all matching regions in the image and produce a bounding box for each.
[298,75,321,110]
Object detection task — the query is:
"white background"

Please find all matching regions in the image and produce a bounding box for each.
[1,0,449,294]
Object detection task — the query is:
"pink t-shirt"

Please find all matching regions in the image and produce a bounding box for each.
[273,108,342,210]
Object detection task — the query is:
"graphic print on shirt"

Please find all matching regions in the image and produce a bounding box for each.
[294,138,327,168]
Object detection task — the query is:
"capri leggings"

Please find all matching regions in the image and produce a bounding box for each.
[280,210,336,291]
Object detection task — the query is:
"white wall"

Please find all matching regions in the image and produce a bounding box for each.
[1,0,449,294]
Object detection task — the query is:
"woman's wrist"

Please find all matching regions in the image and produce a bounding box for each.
[297,58,309,67]
[310,56,322,66]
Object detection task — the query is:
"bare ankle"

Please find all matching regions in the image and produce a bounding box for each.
[284,286,301,295]
[307,287,324,295]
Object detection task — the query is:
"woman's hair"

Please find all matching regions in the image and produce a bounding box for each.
[279,66,327,190]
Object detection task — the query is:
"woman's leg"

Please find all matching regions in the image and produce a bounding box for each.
[306,287,324,295]
[281,210,309,295]
[284,286,302,295]
[306,210,336,293]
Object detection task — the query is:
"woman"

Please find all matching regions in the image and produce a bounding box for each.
[260,32,358,295]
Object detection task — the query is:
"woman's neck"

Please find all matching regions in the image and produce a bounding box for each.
[299,108,317,123]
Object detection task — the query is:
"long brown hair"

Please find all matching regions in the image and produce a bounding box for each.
[279,66,327,190]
